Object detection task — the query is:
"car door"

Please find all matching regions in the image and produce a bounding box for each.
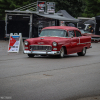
[75,30,83,52]
[68,30,79,53]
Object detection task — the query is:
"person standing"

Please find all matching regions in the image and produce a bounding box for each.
[89,25,94,33]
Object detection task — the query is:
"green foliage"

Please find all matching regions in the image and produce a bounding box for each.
[1,0,99,20]
[0,0,85,20]
[57,0,85,17]
[82,0,100,17]
[0,0,34,20]
[45,0,85,17]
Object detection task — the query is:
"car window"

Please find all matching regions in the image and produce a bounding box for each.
[68,31,75,37]
[75,30,82,37]
[40,29,66,37]
[80,30,91,34]
[64,31,68,37]
[80,30,85,34]
[84,30,92,33]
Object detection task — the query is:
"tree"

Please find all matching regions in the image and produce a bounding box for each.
[0,0,85,20]
[0,0,34,20]
[45,0,85,17]
[56,0,85,17]
[82,0,100,17]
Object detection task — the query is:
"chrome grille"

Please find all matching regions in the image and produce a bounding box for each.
[30,45,52,51]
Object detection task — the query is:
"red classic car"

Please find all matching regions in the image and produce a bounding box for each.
[24,26,91,58]
[80,29,100,43]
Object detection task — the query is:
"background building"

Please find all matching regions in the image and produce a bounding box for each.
[4,1,79,39]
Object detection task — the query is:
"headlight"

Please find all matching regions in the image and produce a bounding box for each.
[53,42,57,46]
[24,41,29,45]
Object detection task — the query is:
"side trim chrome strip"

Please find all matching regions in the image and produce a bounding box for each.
[77,42,91,45]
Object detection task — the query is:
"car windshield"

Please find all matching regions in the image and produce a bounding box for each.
[80,30,91,34]
[40,29,66,37]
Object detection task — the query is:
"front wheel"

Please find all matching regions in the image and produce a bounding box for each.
[59,47,64,58]
[27,54,34,57]
[77,47,86,56]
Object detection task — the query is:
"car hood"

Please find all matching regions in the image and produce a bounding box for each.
[26,37,69,45]
[83,33,100,37]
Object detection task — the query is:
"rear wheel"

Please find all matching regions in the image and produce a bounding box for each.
[77,47,86,56]
[27,54,34,57]
[59,47,64,58]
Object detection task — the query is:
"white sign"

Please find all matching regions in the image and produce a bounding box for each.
[8,33,23,53]
[47,2,55,14]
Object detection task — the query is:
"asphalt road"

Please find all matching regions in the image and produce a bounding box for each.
[0,40,100,100]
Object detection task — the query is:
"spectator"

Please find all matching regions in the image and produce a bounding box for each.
[89,25,94,33]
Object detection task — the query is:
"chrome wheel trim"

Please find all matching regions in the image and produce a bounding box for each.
[83,47,86,55]
[60,47,64,57]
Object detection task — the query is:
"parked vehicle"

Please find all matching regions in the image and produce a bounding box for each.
[80,29,100,43]
[24,26,91,58]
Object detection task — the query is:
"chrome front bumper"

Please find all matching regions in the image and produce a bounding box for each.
[91,38,100,41]
[24,50,60,55]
